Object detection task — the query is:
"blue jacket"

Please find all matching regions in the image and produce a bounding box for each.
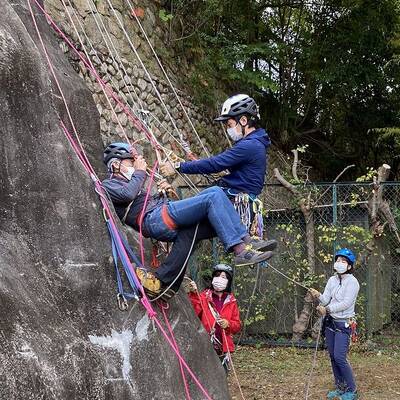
[179,128,270,196]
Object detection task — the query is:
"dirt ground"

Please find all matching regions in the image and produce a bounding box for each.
[228,336,400,400]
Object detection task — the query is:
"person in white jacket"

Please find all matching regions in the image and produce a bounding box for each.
[309,248,360,400]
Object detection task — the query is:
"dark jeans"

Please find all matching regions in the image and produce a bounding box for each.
[142,186,247,287]
[325,317,357,392]
[156,222,215,288]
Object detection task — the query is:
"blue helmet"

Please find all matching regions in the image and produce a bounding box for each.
[335,248,356,266]
[103,142,133,165]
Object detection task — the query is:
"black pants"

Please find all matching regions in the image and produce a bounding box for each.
[155,220,216,289]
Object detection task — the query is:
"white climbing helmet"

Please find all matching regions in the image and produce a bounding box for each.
[214,94,260,122]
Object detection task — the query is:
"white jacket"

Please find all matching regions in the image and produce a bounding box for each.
[319,274,360,320]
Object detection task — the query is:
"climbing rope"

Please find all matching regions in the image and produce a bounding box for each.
[160,302,192,400]
[104,0,193,155]
[149,224,199,303]
[222,330,247,400]
[126,0,210,158]
[34,0,200,194]
[28,3,213,398]
[304,317,323,400]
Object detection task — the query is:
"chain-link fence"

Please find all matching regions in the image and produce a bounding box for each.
[183,182,400,343]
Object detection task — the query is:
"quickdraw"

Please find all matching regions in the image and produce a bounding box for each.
[250,198,264,238]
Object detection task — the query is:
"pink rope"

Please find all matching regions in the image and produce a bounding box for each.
[28,3,214,398]
[31,0,160,151]
[137,161,158,266]
[160,302,192,400]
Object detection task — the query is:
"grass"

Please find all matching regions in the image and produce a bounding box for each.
[228,339,400,400]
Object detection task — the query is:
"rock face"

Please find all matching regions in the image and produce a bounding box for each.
[0,1,229,399]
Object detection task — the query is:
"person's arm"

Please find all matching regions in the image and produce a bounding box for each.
[188,291,203,318]
[225,301,242,335]
[318,278,334,306]
[103,170,147,203]
[179,142,250,174]
[326,279,360,314]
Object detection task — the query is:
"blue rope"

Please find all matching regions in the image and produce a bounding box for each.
[106,220,141,301]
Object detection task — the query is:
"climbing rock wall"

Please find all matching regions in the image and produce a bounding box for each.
[0,1,230,398]
[44,0,225,160]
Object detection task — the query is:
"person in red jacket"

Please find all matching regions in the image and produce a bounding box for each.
[187,264,242,372]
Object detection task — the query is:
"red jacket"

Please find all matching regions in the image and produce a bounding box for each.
[189,289,242,352]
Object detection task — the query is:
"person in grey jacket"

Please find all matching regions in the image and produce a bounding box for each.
[101,142,275,298]
[309,248,360,400]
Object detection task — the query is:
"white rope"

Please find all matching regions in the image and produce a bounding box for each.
[150,223,199,302]
[62,3,199,192]
[265,262,311,291]
[85,0,199,162]
[304,317,323,400]
[126,0,211,158]
[83,1,199,193]
[104,0,189,149]
[61,0,129,141]
[85,0,144,114]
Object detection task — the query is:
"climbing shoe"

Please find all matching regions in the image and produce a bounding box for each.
[247,237,278,252]
[135,268,162,297]
[339,392,358,400]
[327,389,344,399]
[234,247,274,267]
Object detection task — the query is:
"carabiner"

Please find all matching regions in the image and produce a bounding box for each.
[117,293,129,311]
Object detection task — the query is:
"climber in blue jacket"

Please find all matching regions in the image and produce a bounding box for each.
[160,94,274,239]
[161,94,270,197]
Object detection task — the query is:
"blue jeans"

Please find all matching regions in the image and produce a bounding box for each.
[167,186,247,250]
[325,318,357,392]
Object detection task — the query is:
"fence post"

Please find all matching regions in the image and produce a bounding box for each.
[332,183,338,255]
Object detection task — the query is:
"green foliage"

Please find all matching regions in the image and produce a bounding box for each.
[159,9,173,22]
[162,0,400,179]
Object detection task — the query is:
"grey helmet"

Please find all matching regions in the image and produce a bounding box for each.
[212,263,233,279]
[215,94,260,122]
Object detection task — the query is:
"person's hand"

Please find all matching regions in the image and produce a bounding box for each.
[308,288,321,299]
[217,318,229,329]
[316,305,327,317]
[188,280,198,292]
[134,155,147,171]
[160,161,177,177]
[157,179,173,193]
[129,146,139,159]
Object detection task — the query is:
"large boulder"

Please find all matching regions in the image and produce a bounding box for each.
[0,1,230,399]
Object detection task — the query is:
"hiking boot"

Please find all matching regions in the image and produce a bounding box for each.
[327,389,344,399]
[248,237,278,252]
[135,268,162,297]
[234,246,274,267]
[339,392,358,400]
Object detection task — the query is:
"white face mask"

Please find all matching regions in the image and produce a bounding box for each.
[226,126,243,142]
[122,166,135,181]
[334,261,348,274]
[212,276,228,292]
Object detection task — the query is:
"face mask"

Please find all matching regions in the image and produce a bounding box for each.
[334,261,348,274]
[212,276,228,292]
[122,166,135,181]
[226,126,243,142]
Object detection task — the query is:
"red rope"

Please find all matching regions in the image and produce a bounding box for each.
[27,2,213,397]
[160,302,192,400]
